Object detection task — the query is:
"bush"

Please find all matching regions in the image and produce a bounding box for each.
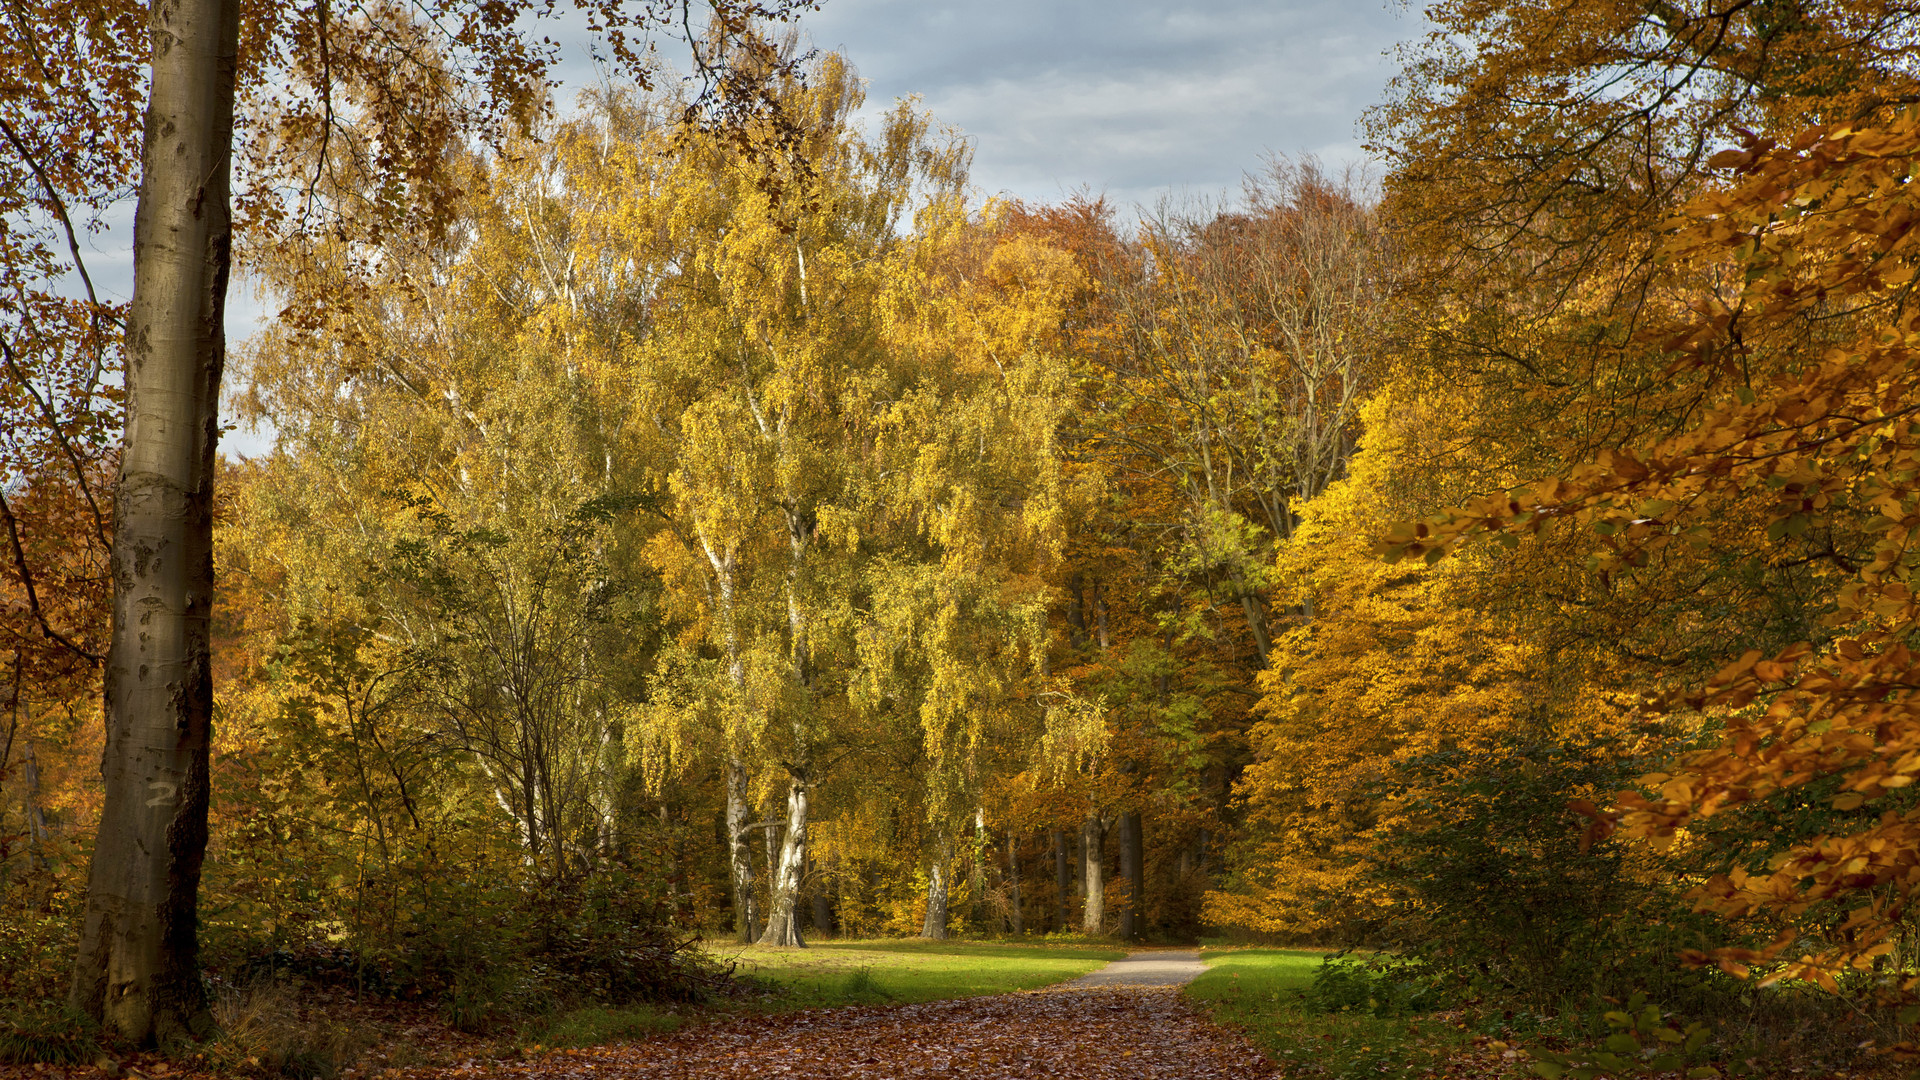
[521,869,725,1005]
[1364,735,1722,1010]
[1303,953,1440,1017]
[204,852,738,1037]
[0,899,80,1005]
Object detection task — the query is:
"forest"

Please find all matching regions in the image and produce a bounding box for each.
[8,0,1920,1076]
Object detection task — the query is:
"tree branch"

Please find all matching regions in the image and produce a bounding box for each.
[0,486,103,665]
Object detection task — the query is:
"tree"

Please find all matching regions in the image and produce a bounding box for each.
[1087,162,1394,665]
[604,61,961,947]
[68,0,241,1041]
[1392,112,1920,1024]
[39,0,816,1042]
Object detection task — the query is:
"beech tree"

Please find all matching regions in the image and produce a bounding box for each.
[13,0,816,1043]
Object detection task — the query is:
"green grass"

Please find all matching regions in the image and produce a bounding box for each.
[512,938,1127,1052]
[1187,948,1466,1079]
[521,1004,686,1048]
[706,938,1131,1009]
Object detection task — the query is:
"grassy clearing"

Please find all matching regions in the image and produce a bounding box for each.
[1186,948,1471,1080]
[513,938,1128,1055]
[705,938,1131,1010]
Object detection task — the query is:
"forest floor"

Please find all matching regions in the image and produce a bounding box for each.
[384,984,1274,1079]
[3,945,1889,1080]
[1188,948,1900,1080]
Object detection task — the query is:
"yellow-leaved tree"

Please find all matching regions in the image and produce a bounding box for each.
[555,58,1087,946]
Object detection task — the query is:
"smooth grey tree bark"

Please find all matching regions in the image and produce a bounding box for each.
[1053,829,1069,931]
[808,854,834,936]
[1117,810,1144,940]
[1005,829,1023,935]
[68,0,238,1044]
[1080,812,1106,934]
[970,807,988,928]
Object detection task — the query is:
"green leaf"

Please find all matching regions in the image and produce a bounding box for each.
[1688,1068,1721,1079]
[1652,1053,1683,1072]
[1605,1033,1641,1055]
[1533,1063,1566,1080]
[1655,1027,1684,1044]
[1684,1027,1711,1054]
[1897,1005,1920,1026]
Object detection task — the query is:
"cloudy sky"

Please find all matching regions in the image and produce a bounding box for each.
[792,0,1424,211]
[83,0,1429,453]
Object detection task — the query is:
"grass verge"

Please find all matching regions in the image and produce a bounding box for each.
[505,938,1127,1058]
[1186,948,1470,1080]
[519,1004,686,1049]
[705,938,1130,1010]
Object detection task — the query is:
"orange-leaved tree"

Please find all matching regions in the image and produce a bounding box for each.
[1387,111,1920,1018]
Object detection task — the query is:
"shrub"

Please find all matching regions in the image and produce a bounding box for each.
[1364,735,1722,1010]
[1303,953,1439,1017]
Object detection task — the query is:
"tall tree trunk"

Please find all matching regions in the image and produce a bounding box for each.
[763,801,782,895]
[808,854,833,937]
[970,807,988,929]
[1238,590,1272,666]
[1081,812,1105,935]
[726,757,759,944]
[755,512,815,949]
[1052,829,1069,932]
[70,0,237,1043]
[1117,811,1144,940]
[1006,829,1024,935]
[22,738,49,875]
[757,768,809,947]
[920,831,951,939]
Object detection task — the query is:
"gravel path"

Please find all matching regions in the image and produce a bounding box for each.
[1057,949,1208,989]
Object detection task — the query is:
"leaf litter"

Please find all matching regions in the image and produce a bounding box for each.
[396,987,1272,1079]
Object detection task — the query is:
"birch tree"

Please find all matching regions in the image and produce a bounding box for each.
[34,0,810,1037]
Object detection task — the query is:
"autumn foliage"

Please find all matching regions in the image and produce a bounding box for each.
[22,0,1920,1072]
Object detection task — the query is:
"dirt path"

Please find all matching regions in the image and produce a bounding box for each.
[1060,948,1207,988]
[409,958,1268,1079]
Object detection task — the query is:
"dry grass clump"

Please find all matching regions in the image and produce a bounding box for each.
[208,983,373,1079]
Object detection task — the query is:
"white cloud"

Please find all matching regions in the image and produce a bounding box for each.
[799,0,1422,211]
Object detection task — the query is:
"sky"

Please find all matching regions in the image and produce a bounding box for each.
[72,0,1429,455]
[789,0,1423,212]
